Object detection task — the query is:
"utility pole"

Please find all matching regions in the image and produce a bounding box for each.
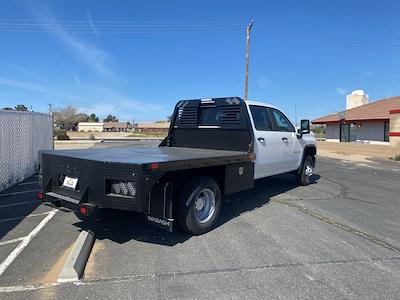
[244,19,254,101]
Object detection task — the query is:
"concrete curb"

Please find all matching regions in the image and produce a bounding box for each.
[57,230,95,282]
[54,140,102,144]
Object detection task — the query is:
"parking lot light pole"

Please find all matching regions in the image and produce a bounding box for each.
[244,19,254,101]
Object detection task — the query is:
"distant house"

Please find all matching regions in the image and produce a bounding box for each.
[135,122,170,133]
[312,91,400,146]
[77,122,104,132]
[103,122,129,132]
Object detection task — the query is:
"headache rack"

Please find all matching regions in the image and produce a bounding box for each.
[166,97,254,152]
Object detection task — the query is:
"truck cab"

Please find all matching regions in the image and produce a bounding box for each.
[245,100,316,179]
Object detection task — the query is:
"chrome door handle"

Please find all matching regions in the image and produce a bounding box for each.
[257,137,265,142]
[281,137,288,142]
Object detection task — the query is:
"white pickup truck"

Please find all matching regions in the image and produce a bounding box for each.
[39,97,316,235]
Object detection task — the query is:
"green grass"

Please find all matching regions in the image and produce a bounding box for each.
[391,154,400,161]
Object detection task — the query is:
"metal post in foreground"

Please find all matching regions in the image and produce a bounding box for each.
[48,103,54,150]
[244,19,254,101]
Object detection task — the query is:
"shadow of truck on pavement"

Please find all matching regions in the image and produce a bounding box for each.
[74,173,320,247]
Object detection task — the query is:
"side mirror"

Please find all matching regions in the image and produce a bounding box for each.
[300,119,310,134]
[297,119,310,138]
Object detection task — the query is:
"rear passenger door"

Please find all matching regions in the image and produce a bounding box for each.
[249,105,287,179]
[269,108,302,172]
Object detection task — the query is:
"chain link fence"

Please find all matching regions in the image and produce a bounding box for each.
[0,111,53,192]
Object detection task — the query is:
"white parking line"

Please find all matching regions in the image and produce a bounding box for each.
[18,182,38,186]
[0,189,40,198]
[0,282,60,293]
[0,210,57,276]
[0,211,51,224]
[0,237,25,247]
[0,201,39,209]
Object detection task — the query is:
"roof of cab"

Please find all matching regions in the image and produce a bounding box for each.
[245,100,279,110]
[180,97,281,111]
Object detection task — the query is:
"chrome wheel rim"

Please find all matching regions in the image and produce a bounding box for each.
[305,163,313,178]
[194,188,216,223]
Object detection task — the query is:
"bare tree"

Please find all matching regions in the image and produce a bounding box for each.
[54,105,89,131]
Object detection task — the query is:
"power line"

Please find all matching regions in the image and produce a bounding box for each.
[1,18,399,56]
[0,19,248,34]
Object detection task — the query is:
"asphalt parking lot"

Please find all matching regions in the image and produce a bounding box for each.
[0,145,400,299]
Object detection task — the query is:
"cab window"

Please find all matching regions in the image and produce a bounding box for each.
[270,108,295,132]
[249,106,273,131]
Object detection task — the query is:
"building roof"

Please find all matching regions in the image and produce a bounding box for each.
[77,122,104,126]
[136,122,170,129]
[312,96,400,124]
[103,122,128,129]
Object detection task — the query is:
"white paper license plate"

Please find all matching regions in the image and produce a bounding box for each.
[62,176,78,190]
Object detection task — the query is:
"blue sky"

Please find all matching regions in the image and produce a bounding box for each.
[0,0,399,122]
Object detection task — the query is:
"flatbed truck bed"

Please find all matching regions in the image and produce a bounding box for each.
[41,146,250,169]
[39,97,316,234]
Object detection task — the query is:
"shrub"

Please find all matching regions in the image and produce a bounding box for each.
[88,133,95,140]
[393,154,400,161]
[53,128,66,137]
[57,134,70,140]
[53,128,70,140]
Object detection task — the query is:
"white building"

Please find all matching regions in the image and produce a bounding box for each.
[313,92,400,146]
[77,122,104,132]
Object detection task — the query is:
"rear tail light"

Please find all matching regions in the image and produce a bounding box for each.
[126,182,136,196]
[110,181,136,197]
[111,183,121,194]
[79,206,88,215]
[149,163,159,171]
[37,192,43,200]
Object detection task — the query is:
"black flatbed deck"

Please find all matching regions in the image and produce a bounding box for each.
[41,146,250,170]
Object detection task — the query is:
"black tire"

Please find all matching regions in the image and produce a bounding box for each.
[297,155,314,186]
[177,176,222,235]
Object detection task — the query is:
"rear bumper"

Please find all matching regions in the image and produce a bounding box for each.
[43,192,95,216]
[42,191,174,231]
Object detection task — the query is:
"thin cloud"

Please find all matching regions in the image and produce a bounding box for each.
[78,101,167,122]
[0,76,167,120]
[11,66,44,82]
[336,88,347,95]
[30,5,113,77]
[0,76,59,96]
[63,85,167,121]
[362,70,375,78]
[54,27,113,77]
[257,76,274,89]
[73,73,81,86]
[87,11,100,40]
